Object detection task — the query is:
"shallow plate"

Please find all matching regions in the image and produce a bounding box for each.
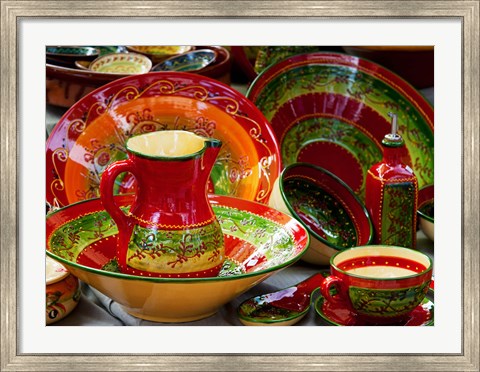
[247,52,434,200]
[152,49,217,72]
[46,46,100,62]
[314,288,434,326]
[46,72,281,208]
[46,194,309,322]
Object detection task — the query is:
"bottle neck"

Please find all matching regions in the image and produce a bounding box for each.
[381,135,405,165]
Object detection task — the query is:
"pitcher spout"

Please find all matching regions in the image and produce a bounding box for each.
[202,137,222,170]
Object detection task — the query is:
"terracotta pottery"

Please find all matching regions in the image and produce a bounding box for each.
[320,245,433,324]
[100,130,224,277]
[89,52,152,75]
[126,45,193,63]
[46,256,81,324]
[152,49,217,72]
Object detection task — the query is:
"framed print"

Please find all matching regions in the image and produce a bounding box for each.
[1,1,479,370]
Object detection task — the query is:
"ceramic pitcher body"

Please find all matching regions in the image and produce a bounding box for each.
[100,130,225,277]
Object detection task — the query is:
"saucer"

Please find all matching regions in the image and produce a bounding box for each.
[314,288,434,326]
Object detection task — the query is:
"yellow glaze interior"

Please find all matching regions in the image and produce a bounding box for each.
[127,130,206,157]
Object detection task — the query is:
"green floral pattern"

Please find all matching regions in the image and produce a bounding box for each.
[283,178,357,247]
[349,281,430,318]
[251,63,434,189]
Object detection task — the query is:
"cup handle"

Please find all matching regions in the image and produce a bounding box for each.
[320,275,347,303]
[99,159,136,234]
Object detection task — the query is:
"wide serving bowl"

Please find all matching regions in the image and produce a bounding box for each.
[247,52,434,201]
[46,194,309,322]
[46,71,281,209]
[46,46,100,67]
[269,163,373,265]
[417,184,434,241]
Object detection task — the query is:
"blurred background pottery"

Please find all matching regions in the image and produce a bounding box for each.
[248,52,434,201]
[269,163,373,266]
[46,46,100,67]
[126,45,193,63]
[46,71,281,208]
[320,245,433,324]
[341,46,434,89]
[418,185,434,241]
[46,256,81,324]
[152,49,217,72]
[46,194,309,322]
[89,52,152,75]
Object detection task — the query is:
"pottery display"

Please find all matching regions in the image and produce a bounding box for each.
[247,52,434,201]
[418,185,434,241]
[46,256,81,324]
[152,49,217,72]
[46,194,309,322]
[45,45,434,327]
[269,163,373,265]
[99,130,225,277]
[46,71,281,209]
[320,245,433,324]
[89,52,152,75]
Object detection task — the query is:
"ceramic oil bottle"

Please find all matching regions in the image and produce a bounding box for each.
[365,112,418,248]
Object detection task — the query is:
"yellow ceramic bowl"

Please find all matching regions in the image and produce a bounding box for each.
[89,53,152,75]
[46,256,81,324]
[46,194,309,323]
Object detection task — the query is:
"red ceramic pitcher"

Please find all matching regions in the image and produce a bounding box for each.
[100,130,225,277]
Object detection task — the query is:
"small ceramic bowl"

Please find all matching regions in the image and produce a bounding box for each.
[269,163,374,266]
[89,53,152,75]
[152,49,217,72]
[126,45,193,63]
[417,185,434,241]
[46,256,81,324]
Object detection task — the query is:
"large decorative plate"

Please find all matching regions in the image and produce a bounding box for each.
[46,71,281,208]
[247,52,434,200]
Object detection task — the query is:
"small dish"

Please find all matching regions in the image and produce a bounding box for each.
[74,60,91,70]
[46,194,309,322]
[314,287,434,326]
[247,52,434,200]
[126,45,193,63]
[46,71,281,208]
[89,53,152,75]
[152,49,217,72]
[269,163,373,266]
[418,184,434,241]
[46,256,81,324]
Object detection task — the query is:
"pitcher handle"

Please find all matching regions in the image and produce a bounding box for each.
[99,159,136,233]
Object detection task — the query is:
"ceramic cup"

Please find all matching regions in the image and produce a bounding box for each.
[46,256,81,324]
[320,245,433,324]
